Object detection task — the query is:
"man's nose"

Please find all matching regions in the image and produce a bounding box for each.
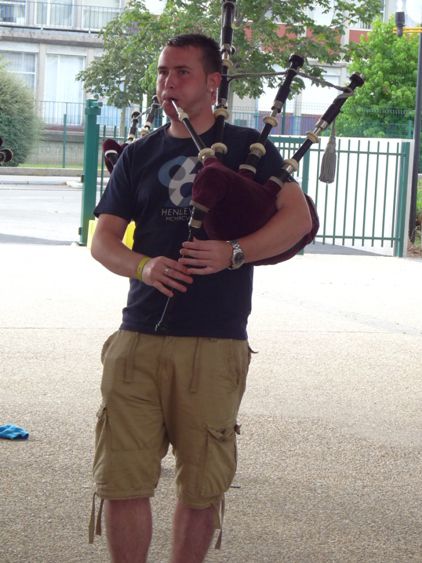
[164,71,176,89]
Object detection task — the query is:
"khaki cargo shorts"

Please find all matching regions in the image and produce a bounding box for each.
[93,330,250,511]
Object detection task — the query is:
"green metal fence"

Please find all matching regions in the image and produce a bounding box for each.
[27,100,418,171]
[270,135,411,256]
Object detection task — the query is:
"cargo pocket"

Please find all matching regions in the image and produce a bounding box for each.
[93,405,110,486]
[201,425,237,498]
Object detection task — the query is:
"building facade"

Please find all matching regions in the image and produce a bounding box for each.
[0,0,119,126]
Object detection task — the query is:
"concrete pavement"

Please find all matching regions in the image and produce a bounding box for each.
[0,240,421,562]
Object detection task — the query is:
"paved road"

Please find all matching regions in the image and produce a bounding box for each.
[0,182,82,244]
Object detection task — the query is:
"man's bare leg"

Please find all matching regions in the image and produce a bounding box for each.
[105,497,152,563]
[170,500,215,563]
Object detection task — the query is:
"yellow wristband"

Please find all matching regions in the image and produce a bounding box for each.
[135,255,151,281]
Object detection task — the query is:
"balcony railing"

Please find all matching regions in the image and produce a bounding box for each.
[0,0,122,32]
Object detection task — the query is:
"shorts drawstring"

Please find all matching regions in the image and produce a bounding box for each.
[212,494,225,550]
[88,493,105,544]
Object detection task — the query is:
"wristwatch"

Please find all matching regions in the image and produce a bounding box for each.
[227,239,245,270]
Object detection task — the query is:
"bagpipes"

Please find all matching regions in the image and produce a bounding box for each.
[102,95,160,173]
[154,0,364,332]
[183,71,364,265]
[181,0,365,263]
[0,137,13,164]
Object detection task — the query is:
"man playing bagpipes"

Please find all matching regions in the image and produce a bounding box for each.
[89,32,312,563]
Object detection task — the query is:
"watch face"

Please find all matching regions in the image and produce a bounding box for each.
[233,250,245,266]
[228,240,245,269]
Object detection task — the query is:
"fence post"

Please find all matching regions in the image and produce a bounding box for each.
[394,141,411,257]
[62,112,67,168]
[79,99,102,246]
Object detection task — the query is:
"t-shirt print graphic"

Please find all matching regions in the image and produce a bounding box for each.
[158,155,200,222]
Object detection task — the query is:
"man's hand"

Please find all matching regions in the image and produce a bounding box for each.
[142,257,193,297]
[179,239,232,274]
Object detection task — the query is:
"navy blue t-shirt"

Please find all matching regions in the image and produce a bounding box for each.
[94,121,283,339]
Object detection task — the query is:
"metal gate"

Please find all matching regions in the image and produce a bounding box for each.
[271,135,411,257]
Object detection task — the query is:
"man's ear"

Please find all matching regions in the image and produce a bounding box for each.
[207,72,222,95]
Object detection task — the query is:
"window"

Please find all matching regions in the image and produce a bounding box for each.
[0,0,25,24]
[36,0,73,28]
[82,0,119,30]
[81,5,119,30]
[0,50,36,91]
[43,54,84,125]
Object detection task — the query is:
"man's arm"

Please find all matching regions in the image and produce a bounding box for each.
[179,180,312,273]
[91,214,193,297]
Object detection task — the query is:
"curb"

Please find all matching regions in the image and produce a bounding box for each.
[0,177,77,186]
[0,178,104,189]
[0,167,82,177]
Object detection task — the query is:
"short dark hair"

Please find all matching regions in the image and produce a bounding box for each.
[166,34,222,74]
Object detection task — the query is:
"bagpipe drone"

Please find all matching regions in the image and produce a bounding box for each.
[102,95,161,173]
[0,138,13,165]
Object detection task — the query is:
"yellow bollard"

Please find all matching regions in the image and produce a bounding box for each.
[87,219,135,249]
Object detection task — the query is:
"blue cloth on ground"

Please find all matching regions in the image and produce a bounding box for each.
[0,424,29,440]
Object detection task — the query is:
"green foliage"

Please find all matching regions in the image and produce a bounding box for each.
[77,0,382,108]
[0,63,41,167]
[336,19,419,138]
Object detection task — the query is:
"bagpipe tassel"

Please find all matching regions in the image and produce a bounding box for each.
[319,121,337,184]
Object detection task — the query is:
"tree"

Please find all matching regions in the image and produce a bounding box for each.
[0,63,41,166]
[336,19,419,138]
[77,0,382,108]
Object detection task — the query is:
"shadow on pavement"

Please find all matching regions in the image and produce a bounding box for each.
[0,233,75,245]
